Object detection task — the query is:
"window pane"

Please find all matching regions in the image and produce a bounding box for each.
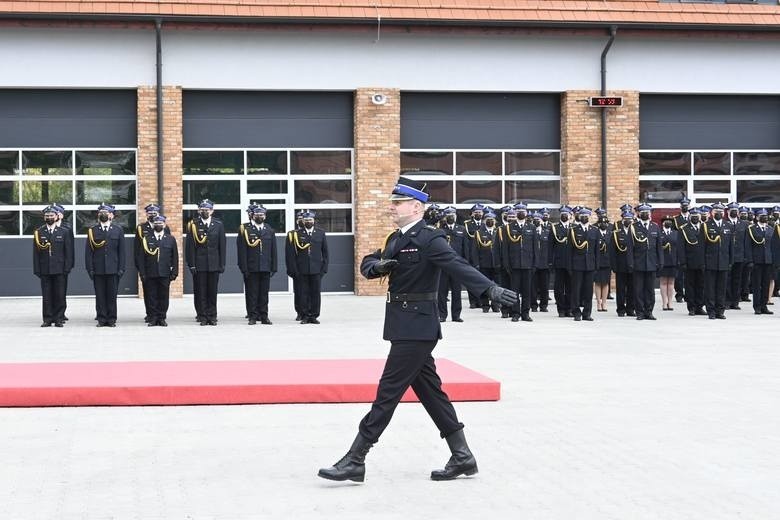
[295,179,351,204]
[0,181,19,204]
[110,210,137,233]
[22,151,72,175]
[22,180,73,205]
[693,180,730,194]
[0,211,19,234]
[76,151,136,176]
[290,151,351,175]
[400,152,453,176]
[734,153,780,175]
[247,151,287,175]
[0,151,17,175]
[247,179,288,194]
[76,180,135,205]
[505,180,560,205]
[425,180,453,204]
[456,152,501,176]
[639,152,690,176]
[455,180,501,205]
[182,151,243,175]
[75,210,135,234]
[506,152,560,176]
[256,209,285,232]
[694,152,729,176]
[737,180,780,204]
[639,180,687,203]
[183,180,240,205]
[22,210,73,235]
[182,209,242,233]
[297,208,352,233]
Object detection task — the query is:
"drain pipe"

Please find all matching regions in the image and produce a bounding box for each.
[600,26,617,210]
[155,19,164,212]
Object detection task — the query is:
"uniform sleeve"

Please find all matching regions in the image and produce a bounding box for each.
[32,237,40,276]
[117,227,126,272]
[85,234,93,272]
[360,249,382,279]
[321,232,329,274]
[285,232,298,276]
[219,223,227,271]
[236,226,246,273]
[184,222,194,268]
[426,234,494,297]
[171,239,179,278]
[270,229,278,274]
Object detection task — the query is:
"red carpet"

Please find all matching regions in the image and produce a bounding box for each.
[0,359,500,407]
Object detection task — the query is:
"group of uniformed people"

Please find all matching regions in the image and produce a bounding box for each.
[32,199,329,327]
[423,198,780,322]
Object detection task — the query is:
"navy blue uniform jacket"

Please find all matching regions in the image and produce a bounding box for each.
[609,226,634,273]
[678,223,705,269]
[630,221,664,272]
[185,218,227,272]
[500,222,537,270]
[33,225,74,276]
[288,227,329,275]
[85,224,125,275]
[361,220,494,342]
[744,224,773,265]
[136,233,179,279]
[237,223,278,273]
[703,221,733,271]
[567,224,599,272]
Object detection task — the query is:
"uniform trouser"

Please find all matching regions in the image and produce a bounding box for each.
[705,269,728,317]
[615,271,635,314]
[554,268,571,314]
[291,274,303,316]
[570,269,594,318]
[144,276,170,321]
[437,273,462,320]
[63,273,69,317]
[143,277,153,319]
[195,271,220,321]
[509,268,533,317]
[684,268,706,312]
[741,263,752,299]
[40,273,66,324]
[496,270,511,315]
[751,263,772,311]
[478,267,497,309]
[245,272,271,319]
[633,270,656,318]
[192,269,202,319]
[532,269,550,310]
[358,340,463,444]
[93,274,119,324]
[299,273,322,319]
[674,269,685,300]
[728,262,745,306]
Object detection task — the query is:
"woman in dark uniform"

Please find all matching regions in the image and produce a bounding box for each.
[659,215,680,310]
[594,217,612,311]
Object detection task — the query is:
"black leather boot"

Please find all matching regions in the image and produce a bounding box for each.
[318,434,373,482]
[430,430,478,481]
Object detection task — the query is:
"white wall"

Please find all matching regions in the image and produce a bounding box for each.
[1,25,779,94]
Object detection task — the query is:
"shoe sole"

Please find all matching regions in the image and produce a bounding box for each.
[430,466,479,481]
[317,471,364,483]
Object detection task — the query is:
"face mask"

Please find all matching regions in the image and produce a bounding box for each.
[691,216,701,225]
[533,219,541,227]
[304,222,314,230]
[199,211,211,219]
[153,225,165,232]
[639,212,650,221]
[517,211,527,220]
[713,212,723,221]
[445,216,455,225]
[579,216,589,224]
[560,214,569,223]
[681,205,689,213]
[622,219,632,227]
[98,214,109,223]
[253,216,265,224]
[147,213,158,221]
[597,222,607,229]
[472,213,482,221]
[485,219,495,227]
[542,216,549,222]
[739,214,748,221]
[663,222,672,229]
[729,210,738,219]
[759,216,768,223]
[44,217,56,225]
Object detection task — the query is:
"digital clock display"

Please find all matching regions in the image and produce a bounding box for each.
[589,96,623,107]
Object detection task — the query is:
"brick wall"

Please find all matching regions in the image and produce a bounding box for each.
[561,90,639,222]
[137,86,184,297]
[353,88,401,296]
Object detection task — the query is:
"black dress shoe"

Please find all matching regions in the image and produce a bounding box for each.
[558,312,566,318]
[147,322,157,327]
[54,321,64,327]
[208,320,217,326]
[439,317,447,323]
[755,310,762,315]
[573,316,581,322]
[295,313,302,321]
[626,311,636,317]
[452,317,464,322]
[309,318,321,324]
[41,322,52,327]
[158,320,168,327]
[761,308,774,315]
[260,318,273,325]
[675,296,685,303]
[531,307,538,312]
[521,315,533,322]
[708,315,716,320]
[741,296,751,302]
[716,314,726,320]
[688,311,696,316]
[300,318,309,324]
[107,322,116,327]
[62,316,69,321]
[636,316,645,321]
[511,316,519,322]
[248,318,257,325]
[540,308,548,312]
[695,309,707,316]
[646,314,656,320]
[96,322,105,327]
[482,308,490,313]
[582,316,594,321]
[728,304,740,310]
[565,312,573,318]
[144,316,150,323]
[617,312,625,317]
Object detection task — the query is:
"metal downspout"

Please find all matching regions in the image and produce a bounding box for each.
[600,26,617,210]
[155,19,164,212]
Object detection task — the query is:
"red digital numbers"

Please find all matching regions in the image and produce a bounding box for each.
[589,96,623,107]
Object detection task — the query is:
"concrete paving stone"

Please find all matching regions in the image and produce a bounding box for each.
[0,292,779,519]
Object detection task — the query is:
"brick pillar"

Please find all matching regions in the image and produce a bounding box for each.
[561,90,640,222]
[353,88,401,296]
[137,86,184,297]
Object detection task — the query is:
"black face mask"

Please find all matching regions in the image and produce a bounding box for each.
[533,219,542,227]
[153,225,165,233]
[44,217,56,225]
[147,213,158,222]
[622,219,632,227]
[560,214,569,223]
[663,222,672,229]
[445,216,456,225]
[713,212,723,221]
[98,214,109,223]
[597,222,607,230]
[739,214,748,221]
[516,212,526,220]
[199,211,211,219]
[304,222,314,230]
[253,216,265,224]
[485,219,495,228]
[639,212,650,221]
[681,205,689,213]
[691,216,701,225]
[759,216,768,224]
[728,210,738,219]
[579,216,589,224]
[472,213,482,221]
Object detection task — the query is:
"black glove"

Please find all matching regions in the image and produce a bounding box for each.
[189,266,197,275]
[373,259,399,275]
[487,285,518,307]
[88,271,94,281]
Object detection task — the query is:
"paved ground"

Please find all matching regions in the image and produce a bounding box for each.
[1,292,779,520]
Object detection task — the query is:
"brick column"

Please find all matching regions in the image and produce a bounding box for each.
[561,90,639,222]
[137,86,184,297]
[353,88,401,296]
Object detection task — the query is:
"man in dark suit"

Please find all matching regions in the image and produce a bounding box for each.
[473,210,502,312]
[673,196,692,303]
[318,177,517,483]
[33,206,73,327]
[531,211,552,313]
[703,202,733,319]
[630,203,664,320]
[463,203,485,309]
[51,203,74,322]
[238,204,277,325]
[610,210,635,317]
[185,199,226,326]
[135,203,170,323]
[745,208,774,315]
[437,206,470,322]
[85,203,125,327]
[136,215,178,327]
[679,208,706,316]
[725,202,748,310]
[568,207,600,321]
[288,210,328,324]
[501,203,537,322]
[286,210,306,321]
[552,205,574,317]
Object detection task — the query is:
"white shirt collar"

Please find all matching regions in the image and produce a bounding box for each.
[201,217,211,226]
[400,218,422,235]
